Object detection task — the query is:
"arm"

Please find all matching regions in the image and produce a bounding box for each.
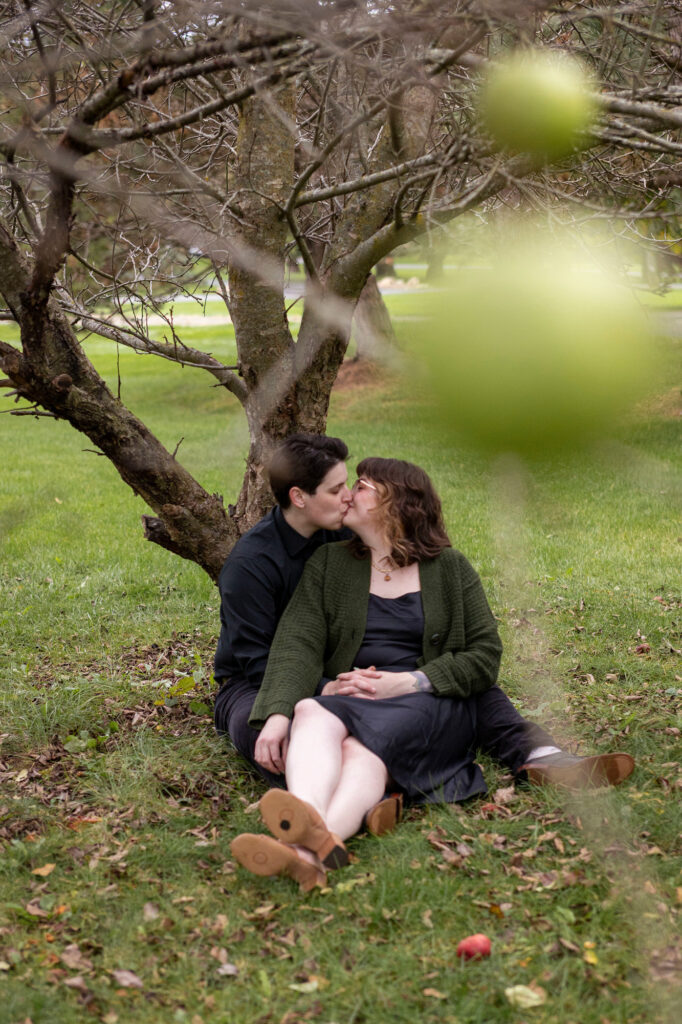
[249,551,329,728]
[325,667,432,697]
[420,556,502,698]
[215,552,281,686]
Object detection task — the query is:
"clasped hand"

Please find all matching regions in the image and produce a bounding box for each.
[321,668,416,699]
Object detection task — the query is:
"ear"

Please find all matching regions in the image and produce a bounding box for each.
[289,486,306,510]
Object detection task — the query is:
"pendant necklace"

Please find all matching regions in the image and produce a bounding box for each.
[371,558,394,582]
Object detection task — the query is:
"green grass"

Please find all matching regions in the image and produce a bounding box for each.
[1,306,681,1023]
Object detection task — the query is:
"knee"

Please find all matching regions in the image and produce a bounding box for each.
[292,698,322,722]
[292,699,346,739]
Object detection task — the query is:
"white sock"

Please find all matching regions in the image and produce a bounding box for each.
[526,745,562,762]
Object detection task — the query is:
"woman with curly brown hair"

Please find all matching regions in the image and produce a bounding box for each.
[231,457,503,890]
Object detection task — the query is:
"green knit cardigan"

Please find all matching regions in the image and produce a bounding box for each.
[249,542,502,728]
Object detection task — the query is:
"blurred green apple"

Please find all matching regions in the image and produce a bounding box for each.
[479,50,597,160]
[419,246,652,457]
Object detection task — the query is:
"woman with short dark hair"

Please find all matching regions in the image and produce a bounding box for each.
[231,458,503,891]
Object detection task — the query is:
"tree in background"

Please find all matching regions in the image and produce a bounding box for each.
[1,0,681,579]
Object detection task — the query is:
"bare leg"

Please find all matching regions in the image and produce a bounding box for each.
[285,700,390,842]
[325,737,389,840]
[285,699,350,817]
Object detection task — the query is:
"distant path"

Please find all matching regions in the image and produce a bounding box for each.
[111,299,682,331]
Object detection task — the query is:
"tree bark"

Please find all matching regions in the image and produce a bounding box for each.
[352,274,397,361]
[0,218,236,581]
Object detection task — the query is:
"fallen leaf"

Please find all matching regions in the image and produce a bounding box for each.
[66,816,102,830]
[505,984,547,1008]
[60,944,93,972]
[63,975,91,994]
[492,785,516,806]
[216,963,239,977]
[426,832,465,866]
[288,979,318,993]
[142,902,160,921]
[308,974,329,989]
[423,988,447,1000]
[422,909,433,929]
[649,943,682,983]
[31,863,56,877]
[110,968,143,989]
[25,899,48,918]
[334,873,375,893]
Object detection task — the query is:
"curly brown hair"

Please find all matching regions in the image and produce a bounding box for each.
[347,457,451,566]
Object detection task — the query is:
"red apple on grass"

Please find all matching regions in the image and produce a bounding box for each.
[456,934,492,960]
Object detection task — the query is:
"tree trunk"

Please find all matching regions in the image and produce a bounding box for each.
[227,86,300,533]
[352,274,396,361]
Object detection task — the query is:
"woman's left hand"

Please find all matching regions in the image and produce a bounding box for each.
[332,669,430,699]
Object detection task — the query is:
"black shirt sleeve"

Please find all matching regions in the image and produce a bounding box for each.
[214,550,282,686]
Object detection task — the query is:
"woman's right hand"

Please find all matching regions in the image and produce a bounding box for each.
[321,667,381,698]
[254,714,291,774]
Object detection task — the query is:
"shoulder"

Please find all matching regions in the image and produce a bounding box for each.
[430,547,468,570]
[422,547,480,586]
[306,540,355,571]
[218,511,280,585]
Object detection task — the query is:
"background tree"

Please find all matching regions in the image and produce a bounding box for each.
[1,0,681,580]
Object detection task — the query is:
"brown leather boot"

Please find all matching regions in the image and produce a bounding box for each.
[230,834,326,893]
[258,790,349,869]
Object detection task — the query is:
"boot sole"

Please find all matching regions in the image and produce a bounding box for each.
[230,833,325,892]
[259,790,349,869]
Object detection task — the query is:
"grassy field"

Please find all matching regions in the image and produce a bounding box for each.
[0,306,680,1024]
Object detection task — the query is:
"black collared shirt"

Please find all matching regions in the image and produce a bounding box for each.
[213,506,351,687]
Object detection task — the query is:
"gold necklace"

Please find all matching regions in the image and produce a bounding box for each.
[371,557,394,581]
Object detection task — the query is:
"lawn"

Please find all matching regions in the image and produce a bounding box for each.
[0,306,680,1024]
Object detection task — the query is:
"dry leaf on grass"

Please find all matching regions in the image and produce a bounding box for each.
[505,983,547,1008]
[60,944,93,972]
[63,975,91,994]
[289,980,319,993]
[216,963,239,977]
[492,785,516,806]
[31,863,56,877]
[25,899,48,918]
[111,968,143,989]
[142,902,160,921]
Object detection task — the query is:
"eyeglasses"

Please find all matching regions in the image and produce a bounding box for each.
[351,478,378,493]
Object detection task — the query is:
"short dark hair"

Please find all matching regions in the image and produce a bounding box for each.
[268,433,349,508]
[348,457,451,565]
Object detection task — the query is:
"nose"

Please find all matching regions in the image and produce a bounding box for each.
[341,485,352,505]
